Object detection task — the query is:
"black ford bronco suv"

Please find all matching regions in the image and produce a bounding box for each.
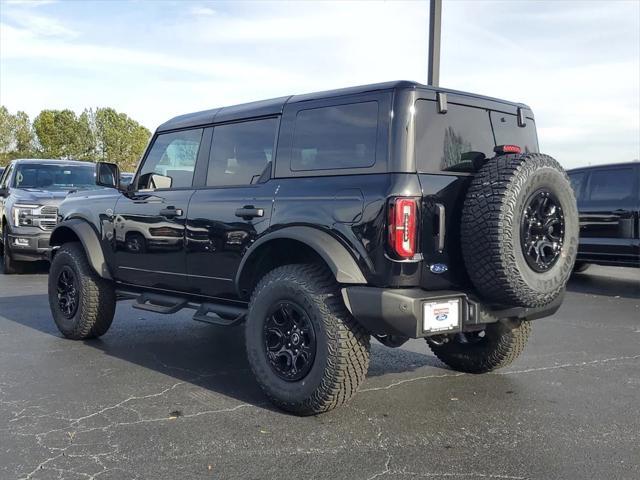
[47,81,578,415]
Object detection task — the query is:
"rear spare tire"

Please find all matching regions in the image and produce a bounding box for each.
[461,153,578,308]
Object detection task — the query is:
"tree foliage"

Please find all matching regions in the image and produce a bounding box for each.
[0,106,150,170]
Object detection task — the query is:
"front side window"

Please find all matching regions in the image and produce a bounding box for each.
[138,129,203,190]
[13,163,96,190]
[206,118,277,187]
[0,164,13,188]
[587,168,636,203]
[415,100,495,172]
[291,102,378,171]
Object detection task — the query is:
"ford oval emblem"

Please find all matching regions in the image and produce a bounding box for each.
[430,263,448,274]
[435,313,449,321]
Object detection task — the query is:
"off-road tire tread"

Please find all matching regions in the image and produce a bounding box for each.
[427,321,532,373]
[461,153,573,307]
[49,242,115,339]
[247,264,370,415]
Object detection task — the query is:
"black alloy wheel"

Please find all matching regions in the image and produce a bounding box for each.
[520,189,565,272]
[56,266,80,318]
[263,301,316,381]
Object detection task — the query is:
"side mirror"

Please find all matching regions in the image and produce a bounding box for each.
[96,162,120,189]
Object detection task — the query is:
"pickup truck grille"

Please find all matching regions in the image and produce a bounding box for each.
[34,206,58,231]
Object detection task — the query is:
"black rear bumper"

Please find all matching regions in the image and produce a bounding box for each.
[341,286,563,339]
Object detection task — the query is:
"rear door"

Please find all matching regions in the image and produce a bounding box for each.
[112,127,208,290]
[185,117,279,299]
[579,165,639,264]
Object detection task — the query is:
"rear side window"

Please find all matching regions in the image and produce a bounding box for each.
[291,101,378,171]
[490,111,538,154]
[587,167,636,203]
[207,118,277,187]
[568,172,587,201]
[415,100,495,172]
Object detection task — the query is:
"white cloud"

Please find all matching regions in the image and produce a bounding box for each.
[190,5,216,16]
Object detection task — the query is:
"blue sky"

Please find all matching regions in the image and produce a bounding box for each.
[1,0,638,168]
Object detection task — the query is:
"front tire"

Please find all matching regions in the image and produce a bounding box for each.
[2,226,26,274]
[427,320,532,373]
[572,262,590,274]
[48,242,116,339]
[245,264,370,415]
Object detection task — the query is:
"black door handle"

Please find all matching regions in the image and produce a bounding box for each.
[235,206,264,219]
[159,206,183,218]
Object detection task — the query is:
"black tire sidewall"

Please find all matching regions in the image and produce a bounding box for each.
[245,273,331,404]
[48,247,85,336]
[511,163,579,298]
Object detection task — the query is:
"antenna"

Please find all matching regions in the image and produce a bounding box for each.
[428,0,442,87]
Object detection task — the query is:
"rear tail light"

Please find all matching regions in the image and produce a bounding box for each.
[388,197,418,259]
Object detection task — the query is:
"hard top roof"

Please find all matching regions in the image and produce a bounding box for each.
[567,160,639,173]
[157,80,531,133]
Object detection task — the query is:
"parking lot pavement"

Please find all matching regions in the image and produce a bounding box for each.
[0,265,638,480]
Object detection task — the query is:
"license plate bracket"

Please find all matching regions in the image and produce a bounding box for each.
[423,298,461,333]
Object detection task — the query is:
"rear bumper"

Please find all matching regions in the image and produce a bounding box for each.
[341,287,563,339]
[7,231,51,261]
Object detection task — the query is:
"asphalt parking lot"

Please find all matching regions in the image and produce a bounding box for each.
[0,264,638,480]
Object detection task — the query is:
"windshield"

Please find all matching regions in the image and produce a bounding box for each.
[13,164,97,191]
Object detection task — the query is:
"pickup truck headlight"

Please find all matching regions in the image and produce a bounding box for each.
[12,204,41,227]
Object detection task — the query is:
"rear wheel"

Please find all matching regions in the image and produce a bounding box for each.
[461,153,578,308]
[2,226,26,275]
[572,262,590,274]
[48,242,116,339]
[245,264,370,415]
[427,320,532,373]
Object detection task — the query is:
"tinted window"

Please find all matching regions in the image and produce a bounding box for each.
[588,168,636,202]
[0,164,12,188]
[138,129,202,189]
[291,102,378,171]
[568,172,587,201]
[13,164,96,190]
[207,118,277,187]
[490,111,538,154]
[416,100,495,172]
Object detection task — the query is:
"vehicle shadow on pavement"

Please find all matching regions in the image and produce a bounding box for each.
[0,293,441,411]
[567,271,640,299]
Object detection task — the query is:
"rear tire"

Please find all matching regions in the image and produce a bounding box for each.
[2,226,26,275]
[48,242,116,339]
[427,321,532,373]
[572,262,590,274]
[245,264,370,415]
[461,153,578,308]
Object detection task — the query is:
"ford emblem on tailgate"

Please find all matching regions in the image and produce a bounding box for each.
[430,263,448,274]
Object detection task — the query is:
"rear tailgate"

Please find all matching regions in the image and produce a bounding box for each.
[414,97,539,291]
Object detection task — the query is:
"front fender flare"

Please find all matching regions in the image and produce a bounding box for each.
[50,219,112,280]
[235,226,367,295]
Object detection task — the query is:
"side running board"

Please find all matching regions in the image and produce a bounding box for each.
[121,290,247,326]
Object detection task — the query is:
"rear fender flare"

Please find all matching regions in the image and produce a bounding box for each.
[235,226,367,296]
[50,219,112,280]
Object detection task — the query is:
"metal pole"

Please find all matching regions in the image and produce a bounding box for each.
[428,0,442,87]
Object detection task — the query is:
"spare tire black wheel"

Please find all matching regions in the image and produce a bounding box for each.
[461,153,578,308]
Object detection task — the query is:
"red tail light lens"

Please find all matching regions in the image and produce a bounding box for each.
[494,144,521,154]
[388,197,418,259]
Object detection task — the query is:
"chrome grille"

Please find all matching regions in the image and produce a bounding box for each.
[36,206,58,231]
[40,206,58,216]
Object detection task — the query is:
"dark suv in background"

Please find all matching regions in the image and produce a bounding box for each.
[568,161,640,271]
[0,159,97,273]
[47,81,578,414]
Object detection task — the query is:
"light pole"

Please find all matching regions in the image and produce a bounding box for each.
[428,0,442,87]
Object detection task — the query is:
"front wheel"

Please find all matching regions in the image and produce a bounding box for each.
[427,320,532,373]
[245,264,370,415]
[48,242,116,339]
[2,226,26,274]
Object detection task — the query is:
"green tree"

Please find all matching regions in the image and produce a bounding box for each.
[13,111,34,156]
[94,108,150,171]
[0,106,15,161]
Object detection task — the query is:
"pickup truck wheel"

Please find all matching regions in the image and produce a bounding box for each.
[48,242,116,339]
[462,153,579,308]
[245,264,370,415]
[572,262,590,274]
[2,227,26,274]
[426,320,531,373]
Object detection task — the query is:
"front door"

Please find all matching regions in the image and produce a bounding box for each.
[112,127,205,291]
[186,117,279,299]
